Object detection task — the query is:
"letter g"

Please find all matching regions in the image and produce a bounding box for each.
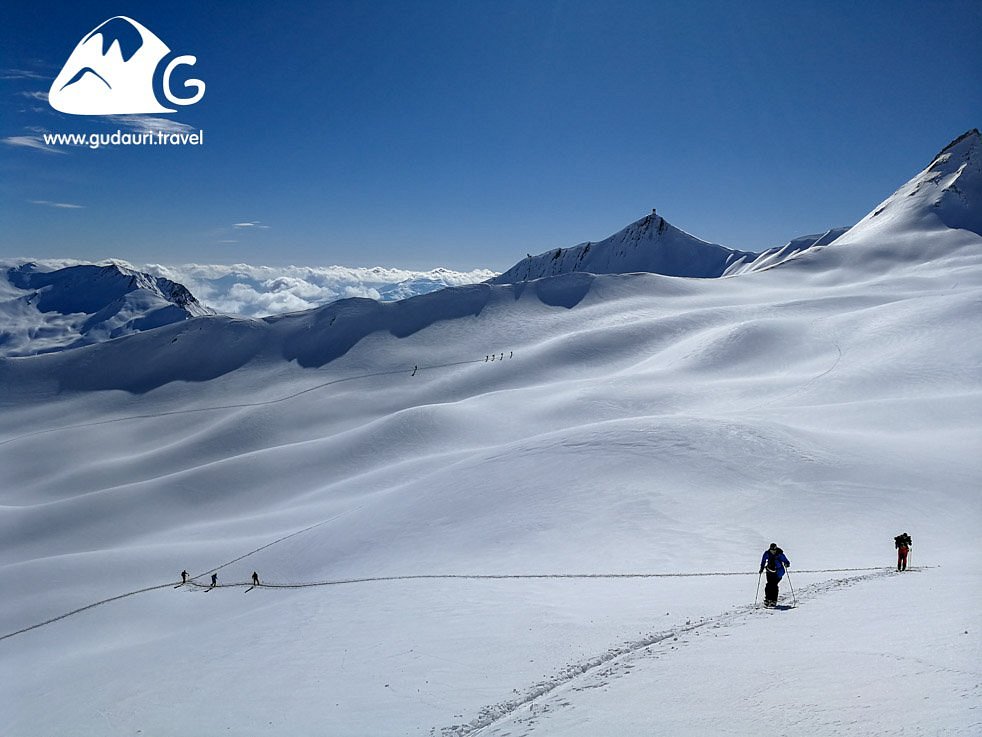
[163,55,206,106]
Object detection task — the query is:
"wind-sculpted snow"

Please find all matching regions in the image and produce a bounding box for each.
[722,226,851,275]
[0,274,598,394]
[1,131,981,736]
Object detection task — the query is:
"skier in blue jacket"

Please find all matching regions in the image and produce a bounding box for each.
[760,543,790,607]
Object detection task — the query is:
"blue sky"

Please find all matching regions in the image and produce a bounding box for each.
[2,1,980,271]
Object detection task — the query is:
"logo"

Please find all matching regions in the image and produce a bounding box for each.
[49,16,205,115]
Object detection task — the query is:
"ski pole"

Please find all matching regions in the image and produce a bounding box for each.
[785,569,796,608]
[754,570,762,607]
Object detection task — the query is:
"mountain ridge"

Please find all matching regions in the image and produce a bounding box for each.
[0,261,213,357]
[490,212,757,284]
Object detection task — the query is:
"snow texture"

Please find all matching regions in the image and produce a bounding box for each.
[1,130,980,736]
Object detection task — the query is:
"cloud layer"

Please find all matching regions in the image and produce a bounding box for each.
[148,263,497,316]
[4,259,497,317]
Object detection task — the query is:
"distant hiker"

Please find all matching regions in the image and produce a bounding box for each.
[895,532,912,571]
[252,571,260,586]
[411,365,417,377]
[181,570,188,584]
[210,573,218,588]
[759,543,791,607]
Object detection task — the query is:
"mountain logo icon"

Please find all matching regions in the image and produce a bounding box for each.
[48,16,205,115]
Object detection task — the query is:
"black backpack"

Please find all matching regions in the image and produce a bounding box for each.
[765,547,783,571]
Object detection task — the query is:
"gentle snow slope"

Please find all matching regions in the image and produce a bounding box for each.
[1,132,980,736]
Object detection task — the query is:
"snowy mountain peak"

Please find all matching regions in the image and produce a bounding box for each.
[491,211,757,284]
[491,210,855,283]
[932,127,980,164]
[833,128,982,244]
[0,261,213,356]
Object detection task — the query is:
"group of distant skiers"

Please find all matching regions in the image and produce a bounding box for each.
[758,532,912,607]
[178,569,262,588]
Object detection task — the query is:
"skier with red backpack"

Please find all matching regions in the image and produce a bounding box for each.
[895,532,912,571]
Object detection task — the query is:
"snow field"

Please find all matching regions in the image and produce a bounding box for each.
[2,131,981,735]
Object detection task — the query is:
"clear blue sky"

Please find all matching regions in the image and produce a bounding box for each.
[2,1,980,270]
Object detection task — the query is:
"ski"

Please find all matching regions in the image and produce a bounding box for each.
[244,586,255,593]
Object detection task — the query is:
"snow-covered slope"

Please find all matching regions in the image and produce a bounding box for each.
[1,132,980,737]
[784,128,982,273]
[723,226,851,275]
[844,128,982,240]
[0,261,213,356]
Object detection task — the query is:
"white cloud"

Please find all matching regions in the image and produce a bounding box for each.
[2,135,66,154]
[233,221,271,229]
[1,68,48,80]
[19,90,48,101]
[30,199,84,209]
[108,116,197,135]
[3,259,497,318]
[141,263,498,317]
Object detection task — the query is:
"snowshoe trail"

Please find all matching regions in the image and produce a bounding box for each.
[0,566,895,644]
[438,568,900,737]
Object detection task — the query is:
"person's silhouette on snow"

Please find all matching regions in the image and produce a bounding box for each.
[895,532,912,571]
[760,543,790,607]
[252,571,260,586]
[210,573,218,588]
[181,570,188,584]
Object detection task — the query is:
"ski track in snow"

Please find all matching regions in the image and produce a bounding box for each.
[0,463,912,647]
[437,568,904,737]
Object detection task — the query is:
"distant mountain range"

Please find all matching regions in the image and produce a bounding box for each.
[489,214,851,284]
[492,129,979,283]
[4,129,978,358]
